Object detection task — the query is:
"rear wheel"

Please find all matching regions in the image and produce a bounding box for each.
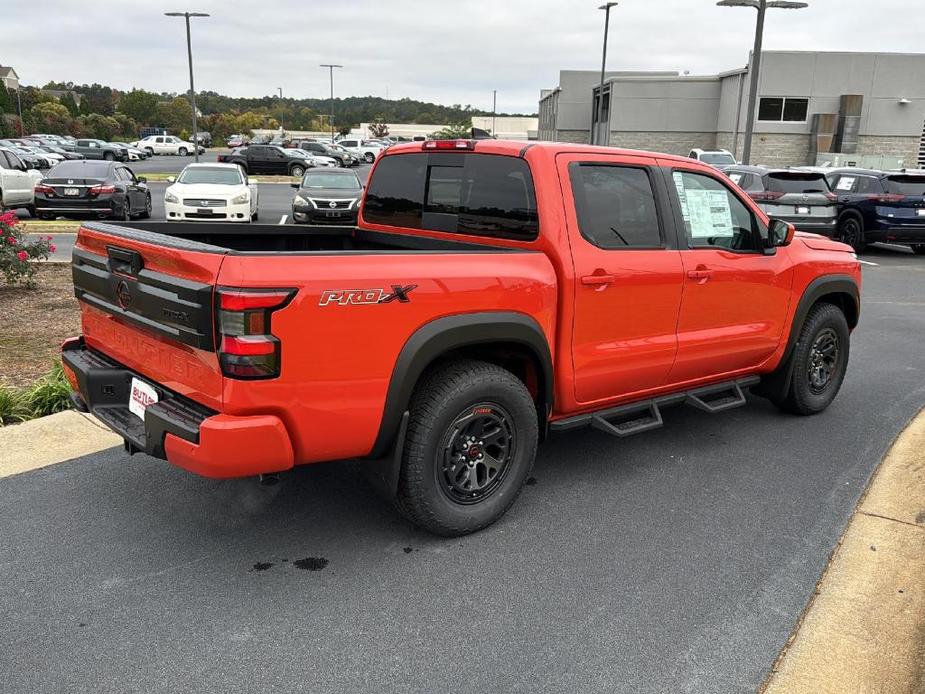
[777,303,850,416]
[838,215,866,252]
[396,359,538,536]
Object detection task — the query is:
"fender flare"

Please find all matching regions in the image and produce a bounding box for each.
[756,273,859,401]
[367,312,554,461]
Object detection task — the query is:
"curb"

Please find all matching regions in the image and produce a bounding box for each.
[761,408,925,694]
[0,410,122,479]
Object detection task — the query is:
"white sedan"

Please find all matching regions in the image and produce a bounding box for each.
[164,163,259,222]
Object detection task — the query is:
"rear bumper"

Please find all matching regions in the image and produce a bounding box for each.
[62,339,294,478]
[866,219,925,242]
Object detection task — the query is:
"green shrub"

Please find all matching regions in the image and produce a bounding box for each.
[0,363,73,426]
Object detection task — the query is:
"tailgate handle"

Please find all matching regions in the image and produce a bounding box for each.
[107,246,144,276]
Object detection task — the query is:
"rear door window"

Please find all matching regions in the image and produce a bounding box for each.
[364,153,539,241]
[568,164,662,249]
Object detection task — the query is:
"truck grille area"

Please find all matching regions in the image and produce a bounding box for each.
[72,246,216,351]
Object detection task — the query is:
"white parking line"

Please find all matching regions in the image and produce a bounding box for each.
[278,214,287,225]
[859,260,879,266]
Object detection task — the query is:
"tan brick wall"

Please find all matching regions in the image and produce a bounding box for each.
[857,136,920,167]
[608,131,716,156]
[715,132,811,167]
[553,129,591,144]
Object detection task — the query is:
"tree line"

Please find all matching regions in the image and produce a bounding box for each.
[0,81,533,142]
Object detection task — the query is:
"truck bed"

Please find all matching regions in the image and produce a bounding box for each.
[108,221,509,254]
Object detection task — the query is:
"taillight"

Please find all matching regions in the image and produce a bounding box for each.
[865,193,906,203]
[215,288,295,379]
[422,139,475,150]
[750,191,785,202]
[88,184,116,196]
[34,184,55,196]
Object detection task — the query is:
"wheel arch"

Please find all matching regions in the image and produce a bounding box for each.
[367,312,554,460]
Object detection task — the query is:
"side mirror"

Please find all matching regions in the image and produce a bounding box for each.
[137,176,147,183]
[166,176,176,183]
[767,219,796,250]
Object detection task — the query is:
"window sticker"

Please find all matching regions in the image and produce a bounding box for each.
[672,171,690,222]
[835,176,855,191]
[685,189,734,239]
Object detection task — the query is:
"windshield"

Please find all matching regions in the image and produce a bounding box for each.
[701,153,736,165]
[767,173,830,194]
[885,176,925,196]
[301,172,361,189]
[177,167,244,185]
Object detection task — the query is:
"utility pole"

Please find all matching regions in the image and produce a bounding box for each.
[320,64,343,142]
[595,3,618,146]
[165,11,210,163]
[717,0,808,164]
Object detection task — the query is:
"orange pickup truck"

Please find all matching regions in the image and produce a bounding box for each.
[62,139,861,535]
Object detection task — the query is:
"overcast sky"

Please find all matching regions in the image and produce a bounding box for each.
[3,0,922,114]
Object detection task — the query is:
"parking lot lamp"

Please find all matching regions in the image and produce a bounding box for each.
[164,11,210,163]
[593,2,618,146]
[320,64,343,142]
[717,0,808,164]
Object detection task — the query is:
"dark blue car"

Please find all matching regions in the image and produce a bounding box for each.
[825,168,925,254]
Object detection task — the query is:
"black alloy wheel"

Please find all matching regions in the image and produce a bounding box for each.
[440,403,516,505]
[807,328,839,394]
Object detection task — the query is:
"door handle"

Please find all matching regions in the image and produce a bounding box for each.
[686,268,714,281]
[581,273,616,286]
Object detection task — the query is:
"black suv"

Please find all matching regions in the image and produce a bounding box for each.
[824,168,925,254]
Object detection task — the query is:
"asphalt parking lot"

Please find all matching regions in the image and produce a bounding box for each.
[1,246,923,693]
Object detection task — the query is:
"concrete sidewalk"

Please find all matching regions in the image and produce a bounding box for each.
[763,410,925,694]
[0,410,121,478]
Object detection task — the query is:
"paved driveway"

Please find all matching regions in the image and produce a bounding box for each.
[1,247,924,694]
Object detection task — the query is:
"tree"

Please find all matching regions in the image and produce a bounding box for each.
[30,102,72,135]
[155,96,193,133]
[77,113,121,140]
[368,117,389,138]
[112,113,138,138]
[118,89,159,126]
[430,122,471,140]
[58,91,80,117]
[0,85,14,115]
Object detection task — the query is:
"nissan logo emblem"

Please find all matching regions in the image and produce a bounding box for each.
[116,280,132,309]
[328,200,337,209]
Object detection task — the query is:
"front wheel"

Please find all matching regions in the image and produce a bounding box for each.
[838,215,866,252]
[290,164,305,177]
[364,152,375,164]
[178,147,188,156]
[139,195,151,219]
[911,245,925,256]
[104,152,115,161]
[396,359,538,536]
[777,303,850,416]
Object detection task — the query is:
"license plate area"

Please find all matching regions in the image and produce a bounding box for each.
[325,211,342,217]
[196,208,212,215]
[916,209,925,217]
[64,187,79,196]
[129,377,158,420]
[796,206,810,215]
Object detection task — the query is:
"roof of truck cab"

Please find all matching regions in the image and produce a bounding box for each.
[382,139,697,164]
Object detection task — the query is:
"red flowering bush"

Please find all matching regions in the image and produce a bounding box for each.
[0,212,55,287]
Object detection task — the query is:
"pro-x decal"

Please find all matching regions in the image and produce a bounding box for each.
[318,284,418,306]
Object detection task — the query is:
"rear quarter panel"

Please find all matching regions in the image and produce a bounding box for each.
[217,251,558,464]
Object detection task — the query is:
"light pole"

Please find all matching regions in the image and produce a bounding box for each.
[594,2,618,146]
[277,87,283,99]
[717,0,808,164]
[492,90,497,136]
[15,86,23,136]
[320,64,342,142]
[165,11,209,163]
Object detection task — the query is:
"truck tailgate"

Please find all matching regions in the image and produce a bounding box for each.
[71,223,226,411]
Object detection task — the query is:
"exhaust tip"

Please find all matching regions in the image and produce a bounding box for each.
[259,473,280,487]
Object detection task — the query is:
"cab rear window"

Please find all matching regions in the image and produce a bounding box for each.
[363,153,539,241]
[885,176,925,196]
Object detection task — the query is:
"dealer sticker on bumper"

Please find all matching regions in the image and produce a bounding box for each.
[129,377,158,420]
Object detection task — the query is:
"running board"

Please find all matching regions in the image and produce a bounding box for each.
[550,376,760,438]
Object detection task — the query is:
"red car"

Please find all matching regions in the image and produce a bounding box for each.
[62,139,861,536]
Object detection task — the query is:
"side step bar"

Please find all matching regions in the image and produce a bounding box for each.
[550,376,760,438]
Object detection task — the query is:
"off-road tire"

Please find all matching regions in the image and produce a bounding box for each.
[396,359,538,536]
[778,303,850,416]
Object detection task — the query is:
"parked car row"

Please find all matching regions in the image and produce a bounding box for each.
[724,165,925,255]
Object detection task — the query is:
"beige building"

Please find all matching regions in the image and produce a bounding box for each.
[0,66,20,91]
